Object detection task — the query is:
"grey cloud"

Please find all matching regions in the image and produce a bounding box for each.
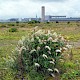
[0,0,21,2]
[30,0,65,2]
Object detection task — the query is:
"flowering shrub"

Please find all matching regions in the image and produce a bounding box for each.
[13,28,71,79]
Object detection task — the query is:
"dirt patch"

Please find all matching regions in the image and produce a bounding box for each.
[70,40,80,48]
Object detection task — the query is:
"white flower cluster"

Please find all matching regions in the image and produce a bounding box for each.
[53,32,58,38]
[47,51,51,54]
[66,44,72,49]
[48,68,53,72]
[62,47,68,51]
[45,46,51,51]
[35,63,40,67]
[49,61,55,64]
[16,46,26,54]
[51,73,55,77]
[56,49,61,53]
[37,46,40,50]
[34,30,45,36]
[48,37,53,41]
[30,49,36,54]
[18,40,23,46]
[54,68,59,73]
[42,54,48,58]
[48,68,59,77]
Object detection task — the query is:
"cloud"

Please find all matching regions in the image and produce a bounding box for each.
[0,0,80,19]
[30,0,65,3]
[0,0,41,19]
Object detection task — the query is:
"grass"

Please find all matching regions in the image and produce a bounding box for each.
[0,28,31,80]
[0,22,80,80]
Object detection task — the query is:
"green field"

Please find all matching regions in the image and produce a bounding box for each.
[0,22,80,80]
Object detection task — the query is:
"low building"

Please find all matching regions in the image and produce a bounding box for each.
[45,15,80,22]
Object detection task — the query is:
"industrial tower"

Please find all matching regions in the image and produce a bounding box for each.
[41,6,45,22]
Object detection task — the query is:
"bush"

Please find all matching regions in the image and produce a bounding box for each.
[0,24,6,27]
[12,28,71,79]
[28,20,40,24]
[9,28,18,32]
[46,22,50,24]
[67,21,70,24]
[16,21,19,26]
[16,21,19,24]
[8,24,15,26]
[56,21,59,23]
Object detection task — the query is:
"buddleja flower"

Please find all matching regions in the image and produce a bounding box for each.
[30,49,36,54]
[49,61,55,64]
[52,39,58,42]
[56,49,61,56]
[56,49,61,53]
[35,63,40,67]
[18,40,23,46]
[18,46,26,54]
[48,30,51,35]
[34,30,45,36]
[37,46,41,50]
[48,37,53,41]
[62,47,68,51]
[54,68,59,73]
[20,46,26,50]
[47,51,51,54]
[53,32,58,38]
[60,36,65,41]
[51,73,55,77]
[48,68,53,72]
[66,44,72,49]
[52,58,55,62]
[42,54,48,59]
[45,46,51,51]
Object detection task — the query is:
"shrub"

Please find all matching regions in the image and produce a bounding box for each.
[28,20,40,24]
[8,24,15,26]
[67,21,70,24]
[0,24,6,27]
[16,21,19,26]
[46,22,50,24]
[12,28,71,79]
[16,21,19,24]
[9,28,18,32]
[56,21,59,23]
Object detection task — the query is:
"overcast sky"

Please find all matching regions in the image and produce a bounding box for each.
[0,0,80,19]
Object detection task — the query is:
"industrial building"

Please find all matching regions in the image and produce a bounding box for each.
[41,6,80,22]
[45,15,80,22]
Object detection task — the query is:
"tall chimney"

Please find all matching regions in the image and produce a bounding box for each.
[41,6,45,22]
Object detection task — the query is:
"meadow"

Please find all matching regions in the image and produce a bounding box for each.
[0,21,80,80]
